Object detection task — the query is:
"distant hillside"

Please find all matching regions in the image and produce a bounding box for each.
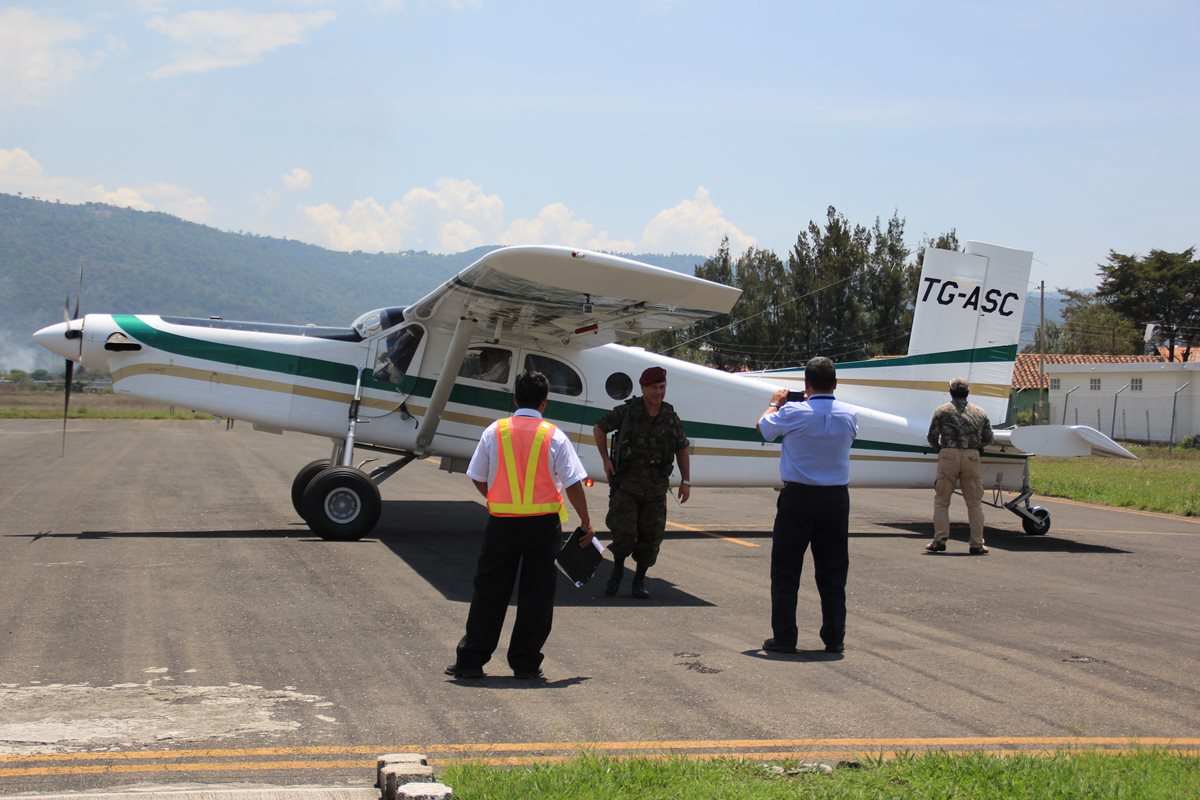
[0,193,1072,371]
[1021,292,1068,346]
[0,194,703,370]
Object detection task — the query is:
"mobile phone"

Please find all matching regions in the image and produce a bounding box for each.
[786,390,806,403]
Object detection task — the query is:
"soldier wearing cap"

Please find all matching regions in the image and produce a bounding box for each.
[926,377,995,555]
[592,365,691,599]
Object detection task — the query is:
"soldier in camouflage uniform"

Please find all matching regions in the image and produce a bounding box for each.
[926,377,995,554]
[592,366,691,599]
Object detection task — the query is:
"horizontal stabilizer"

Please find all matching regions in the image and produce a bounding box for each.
[997,426,1137,459]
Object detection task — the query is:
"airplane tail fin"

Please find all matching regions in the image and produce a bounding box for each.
[901,241,1033,421]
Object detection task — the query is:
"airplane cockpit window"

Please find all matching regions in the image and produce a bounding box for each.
[524,354,582,396]
[373,325,424,387]
[459,347,512,384]
[605,372,633,400]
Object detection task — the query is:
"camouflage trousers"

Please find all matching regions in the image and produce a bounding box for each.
[605,486,668,568]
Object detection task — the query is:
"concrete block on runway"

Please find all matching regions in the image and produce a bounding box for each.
[394,783,452,800]
[375,753,429,788]
[381,766,436,800]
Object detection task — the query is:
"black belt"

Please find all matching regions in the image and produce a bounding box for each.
[783,481,848,489]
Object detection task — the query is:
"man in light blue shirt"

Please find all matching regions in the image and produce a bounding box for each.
[756,356,858,655]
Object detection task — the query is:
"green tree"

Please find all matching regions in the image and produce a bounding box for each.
[1096,248,1200,361]
[863,213,918,356]
[1057,289,1142,354]
[787,207,870,364]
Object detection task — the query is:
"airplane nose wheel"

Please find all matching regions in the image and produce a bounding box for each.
[301,466,381,541]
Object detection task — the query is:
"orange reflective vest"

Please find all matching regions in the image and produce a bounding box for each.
[487,416,567,521]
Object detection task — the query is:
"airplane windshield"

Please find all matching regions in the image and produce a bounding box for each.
[373,325,424,387]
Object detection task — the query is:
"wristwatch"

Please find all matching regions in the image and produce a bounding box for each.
[680,480,690,485]
[768,402,779,408]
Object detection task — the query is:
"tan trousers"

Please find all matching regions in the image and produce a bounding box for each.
[933,448,985,546]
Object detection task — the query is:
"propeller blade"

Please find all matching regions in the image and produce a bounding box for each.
[73,260,84,320]
[62,359,74,457]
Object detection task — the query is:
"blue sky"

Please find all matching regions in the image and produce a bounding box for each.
[2,0,1197,291]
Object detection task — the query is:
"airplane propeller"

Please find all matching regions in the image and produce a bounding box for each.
[60,261,85,456]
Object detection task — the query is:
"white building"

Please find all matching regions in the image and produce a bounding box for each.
[1045,361,1198,444]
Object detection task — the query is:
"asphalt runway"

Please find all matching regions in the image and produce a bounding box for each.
[1,420,1198,792]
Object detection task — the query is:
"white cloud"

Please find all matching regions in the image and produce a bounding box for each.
[282,167,313,191]
[641,187,756,255]
[0,147,211,223]
[295,181,756,256]
[0,147,43,177]
[0,8,91,104]
[500,202,636,252]
[299,178,503,252]
[146,10,336,79]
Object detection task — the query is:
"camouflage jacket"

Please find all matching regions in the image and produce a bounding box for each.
[597,398,689,491]
[927,399,994,450]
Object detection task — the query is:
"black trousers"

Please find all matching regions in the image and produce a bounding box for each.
[770,482,850,649]
[456,513,560,673]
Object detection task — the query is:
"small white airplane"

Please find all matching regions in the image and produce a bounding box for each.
[33,241,1133,541]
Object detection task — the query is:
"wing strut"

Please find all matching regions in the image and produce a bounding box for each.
[416,315,478,453]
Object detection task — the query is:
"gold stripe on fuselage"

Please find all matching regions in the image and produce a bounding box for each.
[110,362,960,465]
[772,373,1010,398]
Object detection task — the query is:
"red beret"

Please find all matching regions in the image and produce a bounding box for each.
[639,366,667,386]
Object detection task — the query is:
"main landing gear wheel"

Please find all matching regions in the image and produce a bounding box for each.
[1022,506,1051,535]
[301,466,381,541]
[291,459,332,518]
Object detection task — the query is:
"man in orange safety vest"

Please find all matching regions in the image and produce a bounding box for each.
[446,370,595,681]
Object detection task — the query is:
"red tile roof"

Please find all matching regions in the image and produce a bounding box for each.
[1011,353,1164,390]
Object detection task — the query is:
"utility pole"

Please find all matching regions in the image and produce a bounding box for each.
[1038,281,1046,424]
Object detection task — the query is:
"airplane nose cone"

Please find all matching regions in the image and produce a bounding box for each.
[33,320,81,361]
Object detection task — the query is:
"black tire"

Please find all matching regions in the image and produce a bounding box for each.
[291,459,332,518]
[1022,506,1051,535]
[301,466,381,541]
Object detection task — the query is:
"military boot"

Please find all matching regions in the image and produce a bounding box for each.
[631,565,650,599]
[604,558,625,596]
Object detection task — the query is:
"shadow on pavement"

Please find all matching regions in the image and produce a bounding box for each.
[375,501,714,607]
[872,521,1130,554]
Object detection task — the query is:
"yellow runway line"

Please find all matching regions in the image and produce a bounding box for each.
[667,521,759,547]
[0,760,371,778]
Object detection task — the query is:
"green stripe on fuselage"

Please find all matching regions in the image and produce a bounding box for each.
[114,316,1022,458]
[760,344,1019,373]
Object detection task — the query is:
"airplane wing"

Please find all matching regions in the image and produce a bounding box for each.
[995,425,1137,459]
[403,246,742,348]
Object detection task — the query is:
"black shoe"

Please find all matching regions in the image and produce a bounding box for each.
[762,638,797,654]
[630,579,650,600]
[513,668,545,681]
[444,663,484,679]
[604,562,624,596]
[969,545,989,555]
[924,541,946,553]
[824,643,844,654]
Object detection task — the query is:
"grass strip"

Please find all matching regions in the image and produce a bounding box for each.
[1031,443,1200,517]
[440,751,1200,800]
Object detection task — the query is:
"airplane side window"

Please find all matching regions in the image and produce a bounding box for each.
[524,354,582,396]
[460,346,512,384]
[605,372,633,401]
[373,325,424,386]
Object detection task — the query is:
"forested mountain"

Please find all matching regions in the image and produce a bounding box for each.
[1,193,1071,374]
[0,194,701,368]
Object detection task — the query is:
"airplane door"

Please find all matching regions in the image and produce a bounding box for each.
[520,350,587,449]
[360,323,427,417]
